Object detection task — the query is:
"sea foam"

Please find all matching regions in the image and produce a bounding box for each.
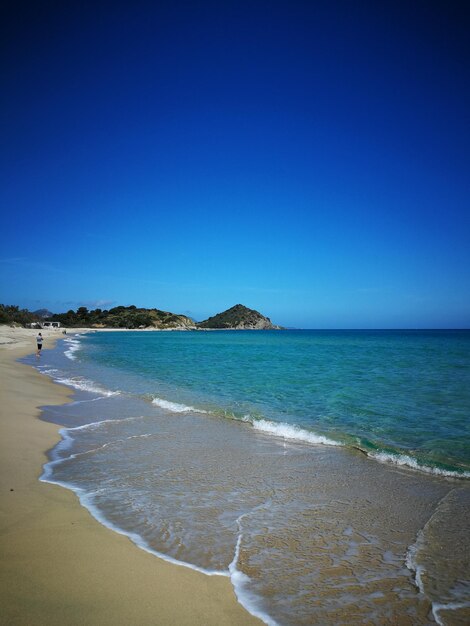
[151,396,208,414]
[40,459,229,578]
[370,451,470,479]
[229,505,279,626]
[36,359,120,398]
[432,601,470,626]
[54,376,120,397]
[406,519,470,626]
[64,337,82,360]
[252,419,342,447]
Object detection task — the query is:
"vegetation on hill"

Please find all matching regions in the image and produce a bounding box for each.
[33,308,55,319]
[49,306,195,329]
[1,303,283,330]
[0,304,40,326]
[0,304,194,329]
[197,304,282,330]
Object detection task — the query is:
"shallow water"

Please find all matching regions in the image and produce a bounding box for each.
[72,330,470,475]
[28,331,470,625]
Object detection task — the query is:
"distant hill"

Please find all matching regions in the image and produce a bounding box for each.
[197,304,283,330]
[50,306,195,330]
[0,304,40,326]
[1,303,283,331]
[33,308,55,319]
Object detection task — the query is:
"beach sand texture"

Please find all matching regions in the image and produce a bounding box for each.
[0,327,260,626]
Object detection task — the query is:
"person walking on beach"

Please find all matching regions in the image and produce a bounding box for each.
[36,332,43,356]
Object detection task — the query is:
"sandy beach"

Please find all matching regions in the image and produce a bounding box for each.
[0,326,260,626]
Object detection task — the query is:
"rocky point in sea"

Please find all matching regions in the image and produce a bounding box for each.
[197,304,283,330]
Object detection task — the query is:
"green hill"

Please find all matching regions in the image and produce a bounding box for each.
[50,306,195,329]
[1,303,283,331]
[197,304,283,330]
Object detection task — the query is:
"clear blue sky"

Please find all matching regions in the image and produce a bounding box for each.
[1,0,469,328]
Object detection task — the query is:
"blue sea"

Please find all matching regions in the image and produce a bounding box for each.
[29,330,470,625]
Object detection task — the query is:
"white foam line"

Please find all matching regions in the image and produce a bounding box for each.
[66,415,145,433]
[252,419,342,447]
[64,337,82,360]
[39,472,228,578]
[405,530,426,594]
[46,419,147,464]
[42,423,278,624]
[45,442,113,467]
[405,490,470,624]
[44,418,145,463]
[47,432,156,466]
[370,451,470,479]
[151,396,208,414]
[69,396,110,405]
[36,369,119,399]
[251,420,469,479]
[49,427,76,460]
[228,505,279,626]
[432,601,470,626]
[54,375,120,397]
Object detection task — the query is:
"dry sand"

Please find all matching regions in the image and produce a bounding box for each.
[0,326,261,626]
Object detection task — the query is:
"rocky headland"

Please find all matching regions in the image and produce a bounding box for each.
[197,304,283,330]
[1,303,283,331]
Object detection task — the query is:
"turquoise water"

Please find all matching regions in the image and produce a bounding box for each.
[31,329,470,624]
[79,330,470,475]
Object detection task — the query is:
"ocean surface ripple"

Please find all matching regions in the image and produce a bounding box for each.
[29,330,470,625]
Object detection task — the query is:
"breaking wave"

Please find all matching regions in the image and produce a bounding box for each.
[370,451,470,479]
[251,418,342,447]
[54,375,120,397]
[151,396,209,414]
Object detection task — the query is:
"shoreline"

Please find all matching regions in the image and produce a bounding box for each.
[55,328,470,479]
[0,326,261,626]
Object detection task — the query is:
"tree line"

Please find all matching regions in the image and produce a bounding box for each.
[0,304,192,329]
[0,304,40,326]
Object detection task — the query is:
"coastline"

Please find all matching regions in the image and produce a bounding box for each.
[0,326,261,626]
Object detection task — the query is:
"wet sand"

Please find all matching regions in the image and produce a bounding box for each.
[0,326,260,626]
